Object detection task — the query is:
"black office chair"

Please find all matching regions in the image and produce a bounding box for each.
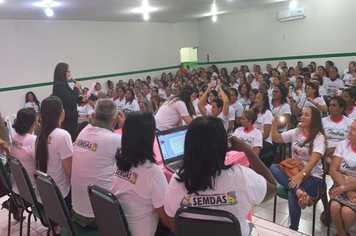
[34,170,99,236]
[87,184,131,236]
[0,158,25,236]
[8,156,50,236]
[174,207,242,236]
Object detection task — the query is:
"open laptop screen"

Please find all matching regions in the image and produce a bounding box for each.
[156,126,188,162]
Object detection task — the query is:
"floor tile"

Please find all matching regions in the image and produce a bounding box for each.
[255,217,302,236]
[253,207,289,226]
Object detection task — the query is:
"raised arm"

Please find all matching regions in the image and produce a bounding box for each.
[217,80,229,117]
[271,115,285,143]
[197,83,214,117]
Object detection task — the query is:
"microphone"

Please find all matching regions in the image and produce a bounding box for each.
[69,78,84,92]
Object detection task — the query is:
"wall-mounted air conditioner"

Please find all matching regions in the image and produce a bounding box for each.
[277,7,306,22]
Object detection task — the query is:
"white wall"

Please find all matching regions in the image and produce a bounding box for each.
[197,0,356,64]
[0,19,199,115]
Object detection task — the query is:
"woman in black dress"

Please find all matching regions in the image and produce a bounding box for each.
[52,62,81,141]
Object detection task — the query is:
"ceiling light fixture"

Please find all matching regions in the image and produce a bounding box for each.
[212,15,217,22]
[290,0,297,9]
[0,0,4,4]
[45,7,54,17]
[212,2,217,15]
[143,12,149,21]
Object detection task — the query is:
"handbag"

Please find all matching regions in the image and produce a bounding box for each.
[278,158,309,179]
[278,157,320,200]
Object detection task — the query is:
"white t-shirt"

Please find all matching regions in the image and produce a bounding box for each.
[77,104,89,123]
[333,140,356,179]
[195,103,212,118]
[347,106,356,121]
[206,109,229,131]
[297,96,326,112]
[319,86,327,98]
[46,128,73,198]
[122,99,140,112]
[25,101,40,113]
[344,73,355,86]
[323,78,344,97]
[254,110,273,144]
[232,127,262,149]
[145,93,151,102]
[322,115,352,148]
[230,101,243,118]
[87,105,94,117]
[155,100,190,131]
[110,161,168,236]
[158,88,166,99]
[237,95,251,109]
[281,128,325,179]
[192,98,198,108]
[251,81,259,89]
[115,97,126,110]
[72,123,122,218]
[230,82,239,89]
[164,165,267,236]
[10,133,36,194]
[269,102,291,133]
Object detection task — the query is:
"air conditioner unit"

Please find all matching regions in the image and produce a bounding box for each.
[278,7,306,22]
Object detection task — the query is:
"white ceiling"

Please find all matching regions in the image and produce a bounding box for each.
[0,0,288,23]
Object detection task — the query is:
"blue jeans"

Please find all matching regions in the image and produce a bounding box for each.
[270,164,323,230]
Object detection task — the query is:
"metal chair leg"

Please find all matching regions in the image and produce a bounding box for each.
[19,209,24,236]
[27,212,33,236]
[273,195,277,223]
[312,203,316,236]
[7,205,11,236]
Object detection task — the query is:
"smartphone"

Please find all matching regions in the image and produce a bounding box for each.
[212,80,217,86]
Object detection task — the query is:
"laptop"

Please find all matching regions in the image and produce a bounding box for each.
[156,126,188,173]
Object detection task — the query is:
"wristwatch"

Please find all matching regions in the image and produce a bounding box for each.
[340,185,345,193]
[302,171,307,177]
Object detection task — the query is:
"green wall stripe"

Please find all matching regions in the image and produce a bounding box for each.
[0,65,179,93]
[198,52,356,65]
[1,51,355,93]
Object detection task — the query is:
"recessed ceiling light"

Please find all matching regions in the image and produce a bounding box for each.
[212,15,217,22]
[0,0,4,3]
[33,0,61,8]
[132,0,157,13]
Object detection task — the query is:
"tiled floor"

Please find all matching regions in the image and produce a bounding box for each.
[1,176,356,236]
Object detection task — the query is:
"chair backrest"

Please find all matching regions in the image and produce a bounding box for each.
[5,114,16,143]
[34,170,75,235]
[174,207,242,236]
[8,156,48,227]
[0,158,12,194]
[87,184,131,236]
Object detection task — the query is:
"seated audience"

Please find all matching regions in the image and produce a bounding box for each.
[71,99,125,228]
[139,98,154,115]
[324,67,344,98]
[329,120,356,236]
[322,96,352,167]
[24,91,41,114]
[116,87,126,110]
[270,106,326,231]
[122,89,140,112]
[238,82,252,109]
[155,85,195,131]
[232,108,262,156]
[164,116,277,235]
[198,81,230,131]
[35,96,73,209]
[343,88,356,120]
[253,92,273,166]
[111,112,169,236]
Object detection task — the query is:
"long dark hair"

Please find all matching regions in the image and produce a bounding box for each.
[116,112,156,171]
[258,92,270,114]
[299,106,327,155]
[305,82,320,98]
[35,96,63,172]
[125,89,135,104]
[176,116,232,194]
[166,85,195,117]
[13,108,36,135]
[25,91,41,111]
[53,63,68,84]
[271,83,288,106]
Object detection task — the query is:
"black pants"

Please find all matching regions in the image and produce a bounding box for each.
[63,118,78,142]
[259,141,274,168]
